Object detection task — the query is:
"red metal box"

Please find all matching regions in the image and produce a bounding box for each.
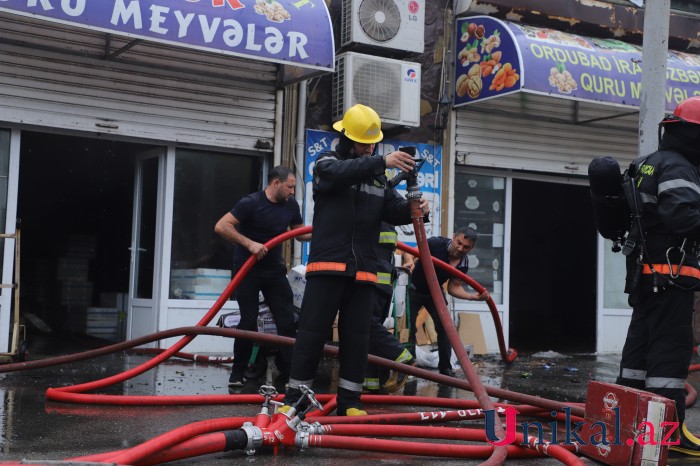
[579,381,678,466]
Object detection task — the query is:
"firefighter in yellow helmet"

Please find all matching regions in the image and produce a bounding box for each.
[282,104,429,416]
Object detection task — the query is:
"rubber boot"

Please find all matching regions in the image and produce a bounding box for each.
[280,386,307,413]
[383,349,416,393]
[336,387,366,416]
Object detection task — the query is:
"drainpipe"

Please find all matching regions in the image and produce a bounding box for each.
[293,80,308,267]
[274,89,283,166]
[638,0,670,158]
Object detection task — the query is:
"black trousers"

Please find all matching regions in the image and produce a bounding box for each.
[232,266,296,376]
[408,289,453,371]
[287,275,374,409]
[366,287,405,380]
[617,276,694,422]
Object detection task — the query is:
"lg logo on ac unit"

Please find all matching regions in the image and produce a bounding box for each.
[408,0,420,21]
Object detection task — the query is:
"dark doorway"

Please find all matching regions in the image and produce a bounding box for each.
[17,132,156,335]
[509,179,597,353]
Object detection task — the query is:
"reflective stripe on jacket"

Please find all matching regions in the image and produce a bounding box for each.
[307,151,413,281]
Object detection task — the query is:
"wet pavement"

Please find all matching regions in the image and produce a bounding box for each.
[0,330,699,465]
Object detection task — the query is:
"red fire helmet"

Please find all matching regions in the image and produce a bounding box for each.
[663,96,700,125]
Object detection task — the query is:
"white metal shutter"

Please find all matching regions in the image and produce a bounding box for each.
[455,93,640,175]
[0,13,277,150]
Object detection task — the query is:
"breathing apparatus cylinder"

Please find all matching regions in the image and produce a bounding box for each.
[588,156,630,248]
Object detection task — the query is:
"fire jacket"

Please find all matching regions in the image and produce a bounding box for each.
[633,148,700,282]
[306,151,414,283]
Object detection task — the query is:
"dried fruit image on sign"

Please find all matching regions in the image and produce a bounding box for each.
[549,63,578,94]
[490,63,519,92]
[454,18,520,104]
[254,0,291,22]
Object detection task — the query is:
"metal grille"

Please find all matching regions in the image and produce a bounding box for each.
[351,56,401,120]
[341,0,354,46]
[358,0,401,42]
[332,56,346,121]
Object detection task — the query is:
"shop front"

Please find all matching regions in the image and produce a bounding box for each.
[0,0,334,353]
[451,15,700,353]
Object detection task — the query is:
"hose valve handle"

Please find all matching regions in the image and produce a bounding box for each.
[259,385,278,402]
[270,400,284,413]
[300,385,324,415]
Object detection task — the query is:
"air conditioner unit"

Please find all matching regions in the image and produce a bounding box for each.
[341,0,425,54]
[333,52,421,127]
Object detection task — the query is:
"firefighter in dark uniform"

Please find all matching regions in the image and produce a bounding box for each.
[281,104,429,416]
[364,222,414,393]
[617,96,700,456]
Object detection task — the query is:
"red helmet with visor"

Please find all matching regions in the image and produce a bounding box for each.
[662,96,700,125]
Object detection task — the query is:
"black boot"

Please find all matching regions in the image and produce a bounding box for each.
[336,387,366,416]
[279,386,308,414]
[670,422,700,457]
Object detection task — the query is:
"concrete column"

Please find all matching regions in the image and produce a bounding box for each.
[638,0,671,158]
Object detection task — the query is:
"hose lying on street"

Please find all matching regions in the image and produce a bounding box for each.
[0,225,667,466]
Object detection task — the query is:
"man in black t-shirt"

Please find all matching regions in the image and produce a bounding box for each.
[215,166,310,387]
[402,227,489,377]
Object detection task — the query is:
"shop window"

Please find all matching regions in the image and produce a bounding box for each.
[454,173,506,305]
[602,240,631,309]
[170,149,261,300]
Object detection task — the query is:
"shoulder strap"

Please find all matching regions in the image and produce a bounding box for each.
[620,155,651,257]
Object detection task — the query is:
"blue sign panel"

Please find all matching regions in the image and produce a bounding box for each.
[454,16,523,106]
[302,129,443,264]
[0,0,334,71]
[455,15,700,111]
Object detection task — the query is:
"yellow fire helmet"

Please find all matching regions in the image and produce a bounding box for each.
[333,104,384,144]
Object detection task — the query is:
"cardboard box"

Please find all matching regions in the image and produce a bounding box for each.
[456,312,488,355]
[415,307,437,345]
[332,313,339,342]
[579,381,678,466]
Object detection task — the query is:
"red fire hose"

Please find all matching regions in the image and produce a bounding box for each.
[0,224,594,465]
[397,241,517,363]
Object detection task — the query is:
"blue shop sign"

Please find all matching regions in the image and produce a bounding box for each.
[302,129,443,263]
[454,15,700,111]
[0,0,334,71]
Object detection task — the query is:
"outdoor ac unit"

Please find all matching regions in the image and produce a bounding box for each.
[341,0,425,54]
[333,52,421,127]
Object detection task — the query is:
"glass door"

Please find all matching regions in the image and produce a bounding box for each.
[127,149,165,345]
[0,129,17,353]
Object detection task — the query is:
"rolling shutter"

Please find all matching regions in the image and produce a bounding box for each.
[0,12,277,150]
[455,93,640,175]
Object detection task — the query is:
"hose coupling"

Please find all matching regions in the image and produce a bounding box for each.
[239,424,263,455]
[406,188,422,201]
[295,430,310,450]
[298,421,324,435]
